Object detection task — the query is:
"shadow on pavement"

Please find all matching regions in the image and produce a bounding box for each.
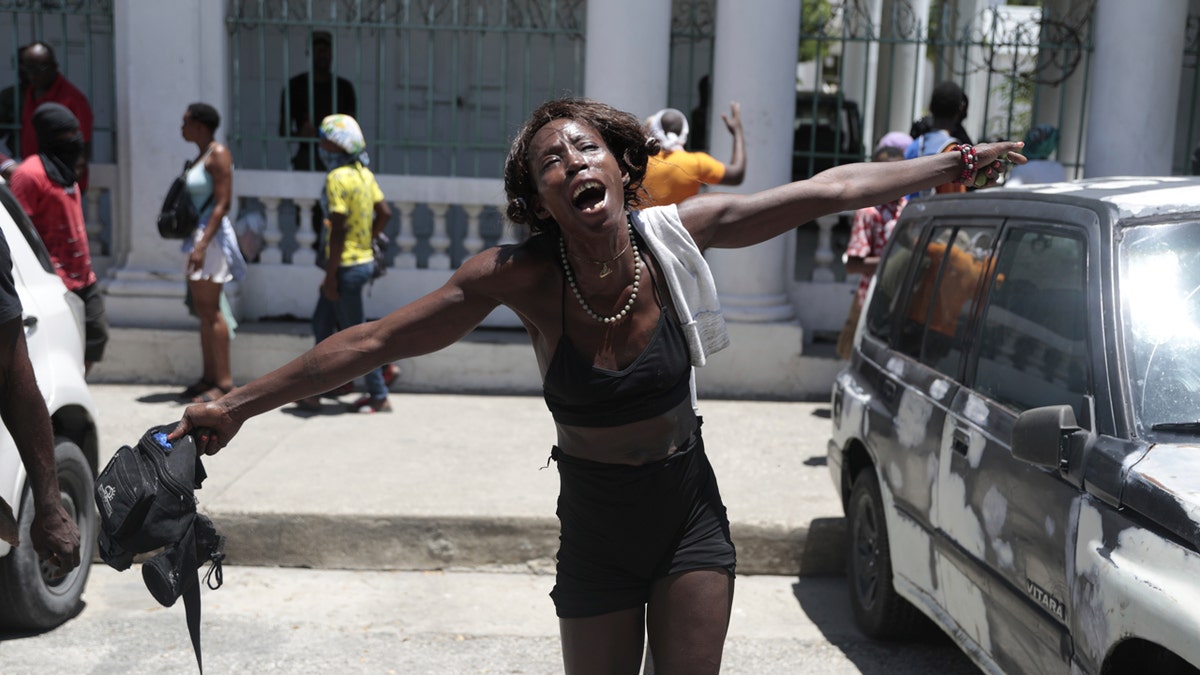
[136,391,187,405]
[791,577,979,674]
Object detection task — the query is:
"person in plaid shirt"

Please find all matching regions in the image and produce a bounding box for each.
[836,140,908,359]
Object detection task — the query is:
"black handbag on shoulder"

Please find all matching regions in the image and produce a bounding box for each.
[157,166,213,239]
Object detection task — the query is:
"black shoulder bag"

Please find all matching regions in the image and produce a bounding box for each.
[158,148,215,239]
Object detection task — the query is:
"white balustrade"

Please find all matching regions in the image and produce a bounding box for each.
[427,202,451,270]
[462,203,484,256]
[393,200,417,268]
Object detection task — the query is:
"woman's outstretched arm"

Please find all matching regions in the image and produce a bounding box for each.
[170,247,514,453]
[680,141,1025,250]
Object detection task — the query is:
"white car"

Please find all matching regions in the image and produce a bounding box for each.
[0,181,99,629]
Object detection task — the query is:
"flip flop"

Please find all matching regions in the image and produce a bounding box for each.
[192,384,233,404]
[178,379,214,400]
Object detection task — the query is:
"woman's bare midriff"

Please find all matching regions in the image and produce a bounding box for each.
[554,396,698,465]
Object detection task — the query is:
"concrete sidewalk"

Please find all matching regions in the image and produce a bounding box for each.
[91,384,848,577]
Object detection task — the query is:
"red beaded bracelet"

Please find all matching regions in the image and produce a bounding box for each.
[955,144,978,185]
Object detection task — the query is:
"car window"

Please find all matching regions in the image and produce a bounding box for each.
[897,225,995,378]
[972,227,1089,417]
[1120,221,1200,434]
[865,220,920,341]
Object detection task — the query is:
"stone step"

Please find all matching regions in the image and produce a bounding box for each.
[90,320,843,401]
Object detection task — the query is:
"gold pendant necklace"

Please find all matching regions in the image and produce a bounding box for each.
[560,223,642,323]
[570,241,629,278]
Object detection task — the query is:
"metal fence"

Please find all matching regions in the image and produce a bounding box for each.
[794,0,1098,180]
[666,0,715,151]
[226,0,586,178]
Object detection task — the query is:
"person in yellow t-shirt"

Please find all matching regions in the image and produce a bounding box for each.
[640,102,745,207]
[296,114,396,414]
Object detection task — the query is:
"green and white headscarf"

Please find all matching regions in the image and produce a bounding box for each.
[319,113,370,166]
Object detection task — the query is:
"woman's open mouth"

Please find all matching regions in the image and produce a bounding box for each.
[571,180,608,213]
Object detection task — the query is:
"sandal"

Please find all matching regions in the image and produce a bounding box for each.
[192,384,233,404]
[294,396,322,411]
[178,379,214,400]
[349,396,392,414]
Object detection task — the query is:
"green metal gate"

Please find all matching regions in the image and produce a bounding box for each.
[227,0,586,177]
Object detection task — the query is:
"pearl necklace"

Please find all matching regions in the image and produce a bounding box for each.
[559,223,641,324]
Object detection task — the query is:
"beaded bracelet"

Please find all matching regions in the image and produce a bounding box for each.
[955,144,978,185]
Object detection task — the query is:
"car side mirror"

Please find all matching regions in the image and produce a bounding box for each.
[1011,405,1081,470]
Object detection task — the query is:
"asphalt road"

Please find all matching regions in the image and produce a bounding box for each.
[0,564,980,674]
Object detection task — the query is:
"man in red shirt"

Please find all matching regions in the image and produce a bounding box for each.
[17,42,93,191]
[8,103,107,375]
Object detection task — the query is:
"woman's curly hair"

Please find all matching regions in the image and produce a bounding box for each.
[503,97,660,236]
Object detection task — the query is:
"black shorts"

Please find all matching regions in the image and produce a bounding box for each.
[72,282,108,363]
[549,426,736,619]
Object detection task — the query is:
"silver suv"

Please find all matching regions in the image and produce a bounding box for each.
[0,182,99,629]
[829,177,1200,674]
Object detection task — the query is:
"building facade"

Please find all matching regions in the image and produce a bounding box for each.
[1,0,1196,395]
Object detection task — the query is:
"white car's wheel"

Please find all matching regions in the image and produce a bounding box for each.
[0,437,95,629]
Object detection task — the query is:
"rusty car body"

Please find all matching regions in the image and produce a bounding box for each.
[828,177,1200,674]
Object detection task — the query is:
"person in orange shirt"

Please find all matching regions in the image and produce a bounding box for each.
[640,102,745,206]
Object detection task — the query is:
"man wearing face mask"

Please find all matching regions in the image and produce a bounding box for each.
[8,102,107,375]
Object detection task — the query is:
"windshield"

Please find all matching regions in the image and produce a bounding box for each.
[1120,221,1200,435]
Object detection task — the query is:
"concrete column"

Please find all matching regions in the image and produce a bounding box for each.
[1085,0,1189,177]
[841,0,883,150]
[880,0,932,129]
[952,0,984,141]
[1035,0,1090,178]
[108,0,230,327]
[584,0,672,119]
[705,0,802,322]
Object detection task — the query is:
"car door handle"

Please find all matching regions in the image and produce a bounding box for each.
[22,315,36,329]
[952,427,971,455]
[882,379,897,402]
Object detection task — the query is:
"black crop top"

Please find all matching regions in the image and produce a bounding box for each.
[542,246,692,428]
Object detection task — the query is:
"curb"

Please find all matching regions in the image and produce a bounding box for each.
[209,511,848,577]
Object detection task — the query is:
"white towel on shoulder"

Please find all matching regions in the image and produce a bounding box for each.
[631,205,730,366]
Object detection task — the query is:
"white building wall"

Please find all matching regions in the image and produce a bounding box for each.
[108,0,231,327]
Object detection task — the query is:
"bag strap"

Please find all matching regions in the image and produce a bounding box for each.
[183,575,204,673]
[187,143,216,171]
[185,146,217,221]
[196,193,214,217]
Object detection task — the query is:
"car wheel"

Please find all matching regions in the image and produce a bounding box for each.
[847,467,925,639]
[0,437,95,629]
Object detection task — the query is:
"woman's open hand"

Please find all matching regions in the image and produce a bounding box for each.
[971,141,1027,188]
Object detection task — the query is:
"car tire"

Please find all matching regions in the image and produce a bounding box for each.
[847,467,925,639]
[0,437,95,629]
